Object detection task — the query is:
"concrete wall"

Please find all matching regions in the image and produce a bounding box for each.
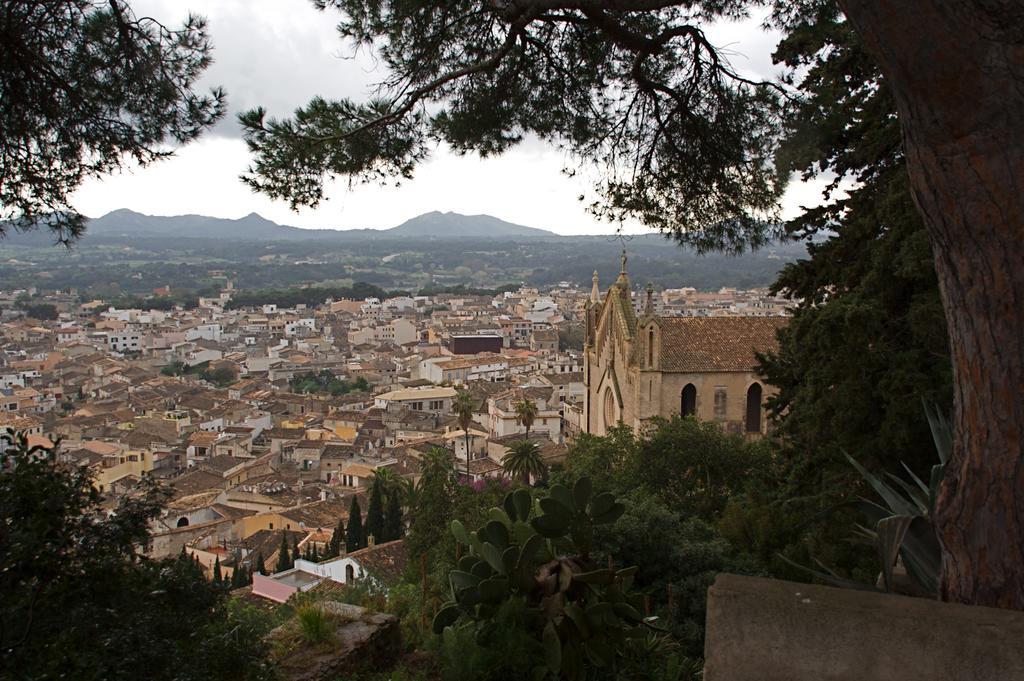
[294,557,364,583]
[704,574,1024,681]
[149,517,234,558]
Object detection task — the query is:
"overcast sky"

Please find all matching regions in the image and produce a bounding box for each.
[71,1,829,235]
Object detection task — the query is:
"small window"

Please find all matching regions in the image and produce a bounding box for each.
[269,522,273,530]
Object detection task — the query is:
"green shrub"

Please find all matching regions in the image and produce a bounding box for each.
[433,479,652,681]
[295,603,333,645]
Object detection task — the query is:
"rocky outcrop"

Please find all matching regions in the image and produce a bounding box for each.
[269,602,401,681]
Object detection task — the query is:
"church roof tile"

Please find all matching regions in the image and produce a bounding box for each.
[656,316,786,372]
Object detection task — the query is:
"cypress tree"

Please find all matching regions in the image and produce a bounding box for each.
[365,480,384,546]
[212,556,222,583]
[293,535,301,563]
[346,497,364,553]
[255,552,266,575]
[276,533,291,572]
[385,491,403,541]
[329,517,345,557]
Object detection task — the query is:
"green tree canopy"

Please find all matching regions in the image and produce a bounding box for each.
[452,390,476,478]
[406,447,457,562]
[385,488,404,541]
[514,397,539,438]
[276,533,292,572]
[1,1,223,241]
[0,433,269,680]
[328,516,346,557]
[758,6,952,488]
[365,478,385,545]
[501,439,546,486]
[565,418,770,520]
[346,496,365,553]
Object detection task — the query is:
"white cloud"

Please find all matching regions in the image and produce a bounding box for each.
[72,2,826,236]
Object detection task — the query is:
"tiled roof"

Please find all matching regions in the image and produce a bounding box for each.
[335,540,408,584]
[656,316,786,372]
[279,498,351,530]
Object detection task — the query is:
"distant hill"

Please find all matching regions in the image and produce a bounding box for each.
[69,208,558,242]
[84,209,340,241]
[383,211,557,240]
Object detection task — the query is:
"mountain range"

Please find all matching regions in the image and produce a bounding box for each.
[81,209,561,242]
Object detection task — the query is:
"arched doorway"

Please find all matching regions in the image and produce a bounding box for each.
[176,516,189,527]
[680,384,697,417]
[746,383,763,433]
[345,564,355,582]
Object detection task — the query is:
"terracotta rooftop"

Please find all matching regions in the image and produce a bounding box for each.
[323,539,408,584]
[656,316,786,373]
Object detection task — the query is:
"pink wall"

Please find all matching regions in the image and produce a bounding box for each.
[252,573,296,603]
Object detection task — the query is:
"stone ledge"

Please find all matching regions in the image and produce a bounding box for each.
[704,573,1024,681]
[269,602,401,681]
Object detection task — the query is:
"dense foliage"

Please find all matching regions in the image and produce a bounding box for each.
[555,419,773,656]
[736,4,954,579]
[433,481,657,681]
[225,282,390,309]
[161,361,237,388]
[0,231,804,298]
[0,1,223,240]
[0,432,270,680]
[19,302,58,320]
[761,3,952,482]
[290,370,369,396]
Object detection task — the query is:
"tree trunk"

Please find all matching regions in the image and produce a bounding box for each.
[839,0,1024,609]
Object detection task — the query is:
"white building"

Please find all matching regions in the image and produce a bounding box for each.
[374,387,457,415]
[106,329,141,353]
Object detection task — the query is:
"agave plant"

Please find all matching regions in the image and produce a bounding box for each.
[432,478,652,681]
[787,403,949,596]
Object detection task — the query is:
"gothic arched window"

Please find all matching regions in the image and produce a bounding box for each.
[681,384,697,417]
[746,383,763,433]
[603,387,617,429]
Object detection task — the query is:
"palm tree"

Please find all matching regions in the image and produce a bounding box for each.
[515,396,539,439]
[453,390,476,479]
[400,476,419,511]
[372,467,400,500]
[501,440,545,486]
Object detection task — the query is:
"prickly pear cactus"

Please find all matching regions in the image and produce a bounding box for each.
[432,477,647,681]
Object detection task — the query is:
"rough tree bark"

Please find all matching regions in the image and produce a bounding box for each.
[838,0,1024,609]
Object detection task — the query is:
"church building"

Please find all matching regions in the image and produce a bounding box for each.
[583,254,786,436]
